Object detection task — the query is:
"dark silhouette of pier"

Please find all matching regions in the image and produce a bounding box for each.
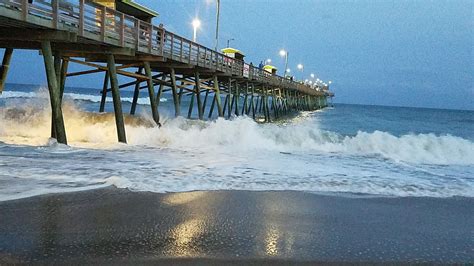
[0,0,333,144]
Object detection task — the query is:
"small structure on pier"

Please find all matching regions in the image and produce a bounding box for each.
[93,0,158,22]
[263,65,278,75]
[221,48,245,61]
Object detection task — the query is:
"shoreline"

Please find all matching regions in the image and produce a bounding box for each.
[2,185,473,203]
[1,187,473,264]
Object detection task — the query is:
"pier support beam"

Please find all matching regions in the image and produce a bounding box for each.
[59,58,69,100]
[41,41,67,145]
[250,84,256,119]
[242,82,249,115]
[144,62,160,126]
[266,90,271,122]
[208,95,216,119]
[213,75,223,118]
[222,94,228,117]
[258,93,264,113]
[106,54,127,143]
[99,71,109,112]
[263,87,270,122]
[227,78,232,118]
[234,82,240,116]
[170,68,180,117]
[272,88,278,120]
[187,90,195,119]
[194,72,203,120]
[51,56,69,139]
[0,48,13,93]
[178,80,185,107]
[202,89,210,116]
[230,84,235,114]
[155,74,166,109]
[130,67,143,115]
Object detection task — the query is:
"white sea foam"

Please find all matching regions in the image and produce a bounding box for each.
[104,176,133,188]
[0,90,473,200]
[0,90,167,104]
[0,97,473,165]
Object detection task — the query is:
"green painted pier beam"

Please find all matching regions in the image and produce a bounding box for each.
[0,48,13,93]
[41,41,67,145]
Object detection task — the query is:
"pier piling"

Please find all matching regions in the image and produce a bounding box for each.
[250,84,256,119]
[59,58,69,100]
[155,74,165,109]
[170,68,180,117]
[227,78,232,118]
[194,72,204,120]
[234,82,240,116]
[213,75,223,117]
[130,67,143,115]
[41,41,67,145]
[51,56,69,139]
[99,71,109,113]
[202,88,210,116]
[0,48,13,93]
[187,89,195,119]
[106,54,127,143]
[144,62,160,126]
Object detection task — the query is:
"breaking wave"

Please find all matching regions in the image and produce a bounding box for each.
[0,90,167,105]
[0,97,473,166]
[1,89,473,200]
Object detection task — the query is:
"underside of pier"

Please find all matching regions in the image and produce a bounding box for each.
[0,0,333,144]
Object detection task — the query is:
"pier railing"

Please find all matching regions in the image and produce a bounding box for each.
[0,0,325,95]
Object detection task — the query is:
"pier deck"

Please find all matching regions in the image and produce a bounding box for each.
[0,0,333,144]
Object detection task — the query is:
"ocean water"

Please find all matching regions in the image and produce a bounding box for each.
[0,84,473,201]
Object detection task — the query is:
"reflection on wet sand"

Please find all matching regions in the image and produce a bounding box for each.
[162,191,207,206]
[258,194,299,258]
[0,189,472,264]
[264,227,279,256]
[166,218,205,257]
[163,191,214,257]
[39,197,61,259]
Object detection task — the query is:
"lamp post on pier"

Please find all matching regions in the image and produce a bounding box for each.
[297,63,304,81]
[279,49,289,78]
[192,18,201,42]
[215,0,220,51]
[227,38,234,47]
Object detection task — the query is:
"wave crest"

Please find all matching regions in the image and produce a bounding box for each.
[0,90,167,104]
[1,92,473,165]
[152,117,474,165]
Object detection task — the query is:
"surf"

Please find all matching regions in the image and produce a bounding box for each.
[1,92,473,166]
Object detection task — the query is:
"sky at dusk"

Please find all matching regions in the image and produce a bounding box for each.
[3,0,473,110]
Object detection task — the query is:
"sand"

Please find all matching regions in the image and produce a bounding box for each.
[0,187,473,264]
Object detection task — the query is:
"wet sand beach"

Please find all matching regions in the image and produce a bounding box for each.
[0,187,473,264]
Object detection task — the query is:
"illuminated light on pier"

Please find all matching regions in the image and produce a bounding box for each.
[192,18,201,42]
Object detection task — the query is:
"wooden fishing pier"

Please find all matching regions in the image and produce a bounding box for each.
[0,0,333,144]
